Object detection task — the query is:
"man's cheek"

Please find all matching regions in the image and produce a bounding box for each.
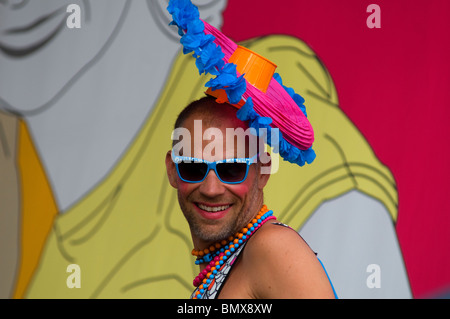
[177,181,193,195]
[228,184,251,198]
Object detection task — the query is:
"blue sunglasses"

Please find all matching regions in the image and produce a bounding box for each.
[172,154,258,184]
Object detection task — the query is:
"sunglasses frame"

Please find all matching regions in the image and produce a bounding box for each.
[172,154,258,184]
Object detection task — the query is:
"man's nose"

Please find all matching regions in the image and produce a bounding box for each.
[198,170,226,197]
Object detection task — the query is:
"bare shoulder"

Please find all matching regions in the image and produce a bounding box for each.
[245,222,317,269]
[242,221,335,299]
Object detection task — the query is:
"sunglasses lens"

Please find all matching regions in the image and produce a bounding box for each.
[177,162,208,182]
[216,163,248,183]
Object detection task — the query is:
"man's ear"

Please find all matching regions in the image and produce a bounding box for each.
[165,150,178,189]
[257,152,271,189]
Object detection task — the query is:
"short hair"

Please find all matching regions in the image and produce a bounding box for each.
[171,96,265,158]
[172,96,246,147]
[173,96,234,131]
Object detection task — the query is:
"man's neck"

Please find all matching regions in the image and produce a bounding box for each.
[194,201,266,271]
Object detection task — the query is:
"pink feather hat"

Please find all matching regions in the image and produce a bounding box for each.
[168,0,316,166]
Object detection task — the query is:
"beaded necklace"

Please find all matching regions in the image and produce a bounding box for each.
[191,205,276,299]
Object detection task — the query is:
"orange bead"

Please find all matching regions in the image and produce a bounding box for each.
[215,243,221,249]
[204,249,209,254]
[199,251,204,257]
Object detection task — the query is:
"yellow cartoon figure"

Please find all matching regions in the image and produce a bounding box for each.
[0,0,410,298]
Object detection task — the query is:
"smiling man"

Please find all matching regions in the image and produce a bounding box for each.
[163,0,337,299]
[165,96,336,299]
[168,97,267,246]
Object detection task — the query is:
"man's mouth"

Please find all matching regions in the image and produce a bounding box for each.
[196,203,231,213]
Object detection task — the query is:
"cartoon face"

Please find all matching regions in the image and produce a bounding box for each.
[0,0,128,114]
[0,0,228,115]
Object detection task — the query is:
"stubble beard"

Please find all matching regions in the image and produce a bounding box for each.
[178,184,262,244]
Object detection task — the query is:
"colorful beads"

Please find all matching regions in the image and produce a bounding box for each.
[193,205,272,265]
[191,206,276,298]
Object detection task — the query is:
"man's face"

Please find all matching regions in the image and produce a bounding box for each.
[166,106,270,245]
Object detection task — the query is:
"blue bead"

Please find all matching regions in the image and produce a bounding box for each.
[200,289,205,293]
[197,294,202,298]
[235,244,239,249]
[219,260,224,265]
[209,274,214,279]
[247,231,251,235]
[258,219,262,223]
[213,270,217,274]
[238,239,243,244]
[230,247,235,252]
[206,279,211,284]
[226,251,231,256]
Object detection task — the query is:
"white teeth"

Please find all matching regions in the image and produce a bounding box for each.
[198,203,230,212]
